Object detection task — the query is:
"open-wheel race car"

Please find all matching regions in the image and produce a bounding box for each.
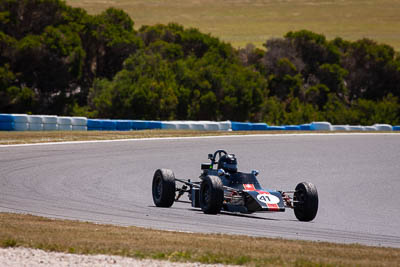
[152,150,318,221]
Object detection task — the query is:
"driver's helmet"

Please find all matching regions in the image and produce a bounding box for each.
[218,154,238,173]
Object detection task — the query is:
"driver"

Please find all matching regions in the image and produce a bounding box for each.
[218,154,238,173]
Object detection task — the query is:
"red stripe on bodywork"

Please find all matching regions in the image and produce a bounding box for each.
[267,203,280,211]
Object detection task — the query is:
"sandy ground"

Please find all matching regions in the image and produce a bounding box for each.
[0,247,231,267]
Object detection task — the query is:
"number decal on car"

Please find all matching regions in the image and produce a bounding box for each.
[257,193,280,204]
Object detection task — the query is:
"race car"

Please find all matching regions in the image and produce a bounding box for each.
[152,149,318,221]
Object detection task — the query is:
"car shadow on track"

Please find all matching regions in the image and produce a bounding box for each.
[149,203,297,222]
[175,200,191,204]
[185,208,288,222]
[219,211,283,221]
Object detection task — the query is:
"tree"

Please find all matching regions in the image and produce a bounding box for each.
[317,63,348,98]
[265,58,303,100]
[88,51,178,120]
[238,43,265,71]
[341,38,400,101]
[285,30,340,75]
[0,1,144,114]
[11,25,85,114]
[0,64,36,113]
[79,7,143,100]
[0,0,68,39]
[139,23,235,61]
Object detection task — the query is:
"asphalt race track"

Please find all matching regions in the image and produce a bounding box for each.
[1,134,400,248]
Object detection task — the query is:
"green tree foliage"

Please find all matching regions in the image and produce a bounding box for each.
[139,23,234,60]
[172,49,267,121]
[0,0,142,114]
[0,0,68,39]
[238,44,265,71]
[261,31,345,104]
[255,30,400,125]
[285,30,340,74]
[88,31,268,121]
[323,93,400,125]
[340,38,400,101]
[82,8,142,81]
[88,51,178,120]
[0,64,36,113]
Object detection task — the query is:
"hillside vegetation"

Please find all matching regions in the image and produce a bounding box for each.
[1,0,399,125]
[66,0,400,50]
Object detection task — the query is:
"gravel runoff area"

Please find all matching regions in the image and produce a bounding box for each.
[0,247,232,267]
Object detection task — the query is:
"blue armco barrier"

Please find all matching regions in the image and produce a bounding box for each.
[284,125,301,131]
[266,126,285,131]
[148,121,162,129]
[87,119,116,131]
[87,119,102,130]
[231,122,252,131]
[300,124,311,130]
[130,120,162,130]
[116,120,132,131]
[0,121,14,130]
[2,113,398,133]
[101,120,117,130]
[0,114,14,122]
[132,120,148,130]
[251,123,268,130]
[87,119,102,127]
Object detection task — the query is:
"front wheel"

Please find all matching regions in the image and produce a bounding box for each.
[152,169,176,207]
[294,182,318,222]
[200,176,224,214]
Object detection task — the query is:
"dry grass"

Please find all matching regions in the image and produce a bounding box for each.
[0,130,308,145]
[1,213,399,266]
[66,0,400,50]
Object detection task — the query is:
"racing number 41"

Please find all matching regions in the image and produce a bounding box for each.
[259,195,271,202]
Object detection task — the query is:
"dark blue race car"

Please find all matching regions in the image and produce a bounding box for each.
[152,149,318,221]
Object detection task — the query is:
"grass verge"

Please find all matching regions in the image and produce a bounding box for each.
[1,213,399,266]
[0,130,319,145]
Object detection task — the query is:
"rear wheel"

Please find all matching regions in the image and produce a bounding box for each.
[152,169,176,207]
[200,176,224,214]
[294,182,318,222]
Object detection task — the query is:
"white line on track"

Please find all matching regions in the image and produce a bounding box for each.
[0,132,398,148]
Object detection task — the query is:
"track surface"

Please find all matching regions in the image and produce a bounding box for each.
[1,134,400,248]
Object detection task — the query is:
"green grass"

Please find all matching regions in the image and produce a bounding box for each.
[1,213,399,266]
[66,0,400,50]
[0,130,314,145]
[0,130,396,145]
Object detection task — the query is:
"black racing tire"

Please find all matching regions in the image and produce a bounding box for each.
[294,182,318,222]
[200,176,224,214]
[152,169,176,207]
